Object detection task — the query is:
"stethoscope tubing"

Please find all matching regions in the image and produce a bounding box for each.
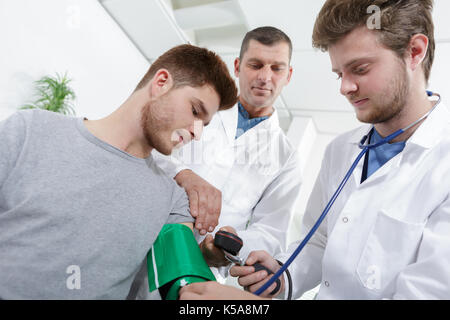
[254,92,441,297]
[254,147,368,296]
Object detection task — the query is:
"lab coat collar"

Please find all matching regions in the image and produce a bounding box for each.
[407,101,449,149]
[348,125,372,146]
[346,100,449,187]
[219,103,280,146]
[347,100,449,149]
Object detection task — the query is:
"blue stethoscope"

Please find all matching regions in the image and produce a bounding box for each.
[255,91,442,297]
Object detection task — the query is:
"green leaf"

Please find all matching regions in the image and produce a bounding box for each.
[21,72,76,115]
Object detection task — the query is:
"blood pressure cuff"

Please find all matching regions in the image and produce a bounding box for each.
[147,224,216,300]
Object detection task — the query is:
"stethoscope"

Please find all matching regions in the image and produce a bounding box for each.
[255,91,442,297]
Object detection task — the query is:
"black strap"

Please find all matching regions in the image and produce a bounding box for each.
[277,260,292,300]
[361,148,370,183]
[360,130,374,184]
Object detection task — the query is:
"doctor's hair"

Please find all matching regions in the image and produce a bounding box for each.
[239,26,293,63]
[312,0,435,83]
[134,44,238,110]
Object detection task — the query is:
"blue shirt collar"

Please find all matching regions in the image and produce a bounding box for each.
[235,102,269,139]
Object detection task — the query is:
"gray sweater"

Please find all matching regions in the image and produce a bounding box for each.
[0,110,193,299]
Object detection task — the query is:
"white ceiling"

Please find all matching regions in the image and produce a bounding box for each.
[100,0,450,134]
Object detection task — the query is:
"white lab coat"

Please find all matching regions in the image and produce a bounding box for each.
[154,103,303,259]
[277,101,450,299]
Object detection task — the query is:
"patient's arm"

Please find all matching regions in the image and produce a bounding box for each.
[147,223,215,300]
[180,222,194,231]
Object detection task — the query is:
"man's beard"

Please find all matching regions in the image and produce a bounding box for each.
[140,99,174,156]
[355,60,410,125]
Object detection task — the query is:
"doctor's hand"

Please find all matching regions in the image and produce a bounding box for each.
[230,250,285,298]
[200,226,237,268]
[175,169,222,235]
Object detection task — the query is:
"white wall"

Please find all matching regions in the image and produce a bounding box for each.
[0,0,150,122]
[287,122,336,244]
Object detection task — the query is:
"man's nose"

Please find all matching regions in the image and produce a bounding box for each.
[257,66,272,83]
[191,120,204,141]
[340,74,358,97]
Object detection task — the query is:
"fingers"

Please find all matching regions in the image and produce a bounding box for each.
[207,190,221,232]
[197,190,208,235]
[230,251,270,280]
[200,233,213,245]
[184,178,221,235]
[199,234,213,254]
[201,234,230,268]
[245,250,279,271]
[188,189,212,235]
[188,190,199,219]
[244,252,261,267]
[236,268,269,288]
[230,265,254,277]
[219,225,237,235]
[233,268,280,297]
[203,234,215,251]
[247,277,280,297]
[229,250,283,297]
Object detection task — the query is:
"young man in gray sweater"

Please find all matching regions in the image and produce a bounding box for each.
[0,44,237,299]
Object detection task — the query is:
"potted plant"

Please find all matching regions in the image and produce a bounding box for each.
[21,72,76,115]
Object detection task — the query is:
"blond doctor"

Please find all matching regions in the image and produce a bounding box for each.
[154,27,302,268]
[179,0,450,300]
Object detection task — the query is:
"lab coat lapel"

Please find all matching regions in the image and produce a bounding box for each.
[219,103,280,144]
[266,109,281,131]
[347,122,415,188]
[218,104,239,146]
[350,145,403,188]
[361,152,402,186]
[233,109,280,151]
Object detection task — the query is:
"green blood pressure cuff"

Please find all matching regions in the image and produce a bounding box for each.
[147,224,215,300]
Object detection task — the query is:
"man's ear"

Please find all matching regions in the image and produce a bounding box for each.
[234,58,241,77]
[286,66,293,84]
[148,69,174,98]
[407,34,429,73]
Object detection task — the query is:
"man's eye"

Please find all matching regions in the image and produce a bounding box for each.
[354,65,368,74]
[192,107,198,116]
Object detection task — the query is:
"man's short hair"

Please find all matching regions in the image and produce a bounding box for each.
[135,44,238,110]
[312,0,435,83]
[239,26,293,63]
